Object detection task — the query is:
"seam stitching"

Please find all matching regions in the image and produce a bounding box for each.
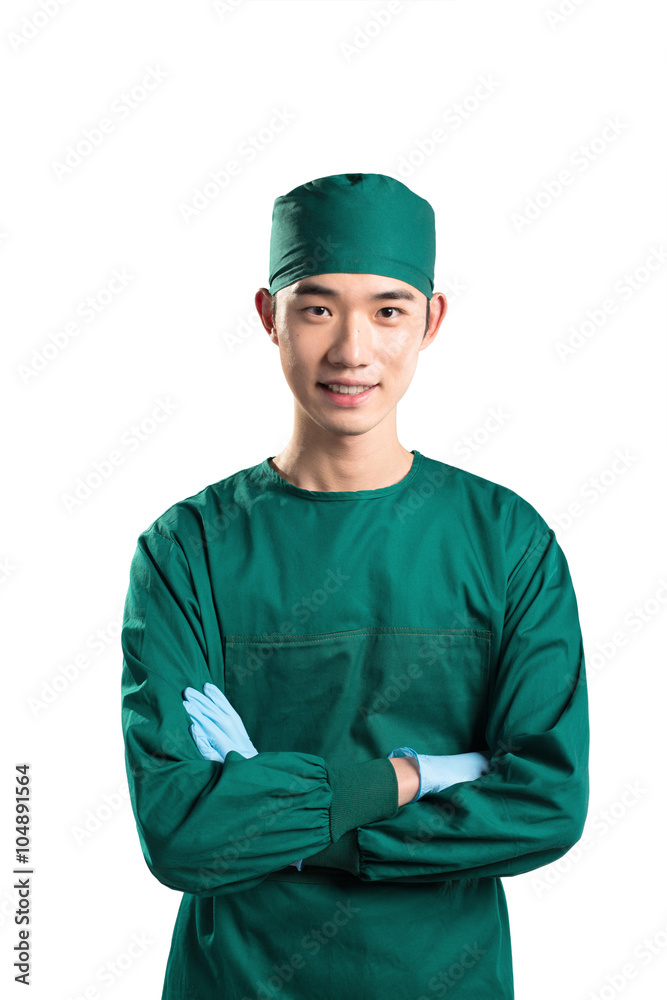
[227,627,492,645]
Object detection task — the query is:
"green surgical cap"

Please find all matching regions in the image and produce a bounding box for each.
[268,172,436,299]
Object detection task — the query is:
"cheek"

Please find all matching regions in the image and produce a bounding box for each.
[278,334,316,384]
[277,332,302,369]
[380,329,421,372]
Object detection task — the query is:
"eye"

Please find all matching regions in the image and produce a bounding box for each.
[304,306,330,316]
[378,307,403,318]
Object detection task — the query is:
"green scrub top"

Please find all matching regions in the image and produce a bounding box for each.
[120,449,589,999]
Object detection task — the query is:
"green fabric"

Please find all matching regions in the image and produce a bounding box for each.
[268,172,436,298]
[120,450,589,999]
[304,825,360,875]
[325,756,398,842]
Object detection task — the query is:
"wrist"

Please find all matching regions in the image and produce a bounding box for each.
[389,755,420,806]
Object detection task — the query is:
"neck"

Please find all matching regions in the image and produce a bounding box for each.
[269,436,414,493]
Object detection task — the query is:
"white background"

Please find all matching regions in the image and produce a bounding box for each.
[2,1,666,997]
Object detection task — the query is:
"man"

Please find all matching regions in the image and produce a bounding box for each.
[121,172,589,999]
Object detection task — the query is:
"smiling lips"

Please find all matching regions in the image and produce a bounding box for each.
[318,383,378,405]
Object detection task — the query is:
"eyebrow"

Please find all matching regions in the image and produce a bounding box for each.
[291,281,417,302]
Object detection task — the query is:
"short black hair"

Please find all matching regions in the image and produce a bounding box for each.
[271,293,431,339]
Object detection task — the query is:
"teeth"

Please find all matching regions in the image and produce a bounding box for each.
[325,384,374,395]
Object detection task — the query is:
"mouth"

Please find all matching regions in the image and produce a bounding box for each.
[317,382,378,406]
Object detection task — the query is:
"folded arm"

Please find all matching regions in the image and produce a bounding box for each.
[303,528,590,882]
[121,527,401,897]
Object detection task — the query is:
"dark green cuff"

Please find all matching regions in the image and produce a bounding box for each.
[304,829,359,875]
[325,756,399,843]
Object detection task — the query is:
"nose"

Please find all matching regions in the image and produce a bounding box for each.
[326,311,375,366]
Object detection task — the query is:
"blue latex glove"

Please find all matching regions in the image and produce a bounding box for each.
[387,747,491,802]
[182,683,304,871]
[183,682,259,761]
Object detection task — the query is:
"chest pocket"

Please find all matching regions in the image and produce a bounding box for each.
[223,626,492,766]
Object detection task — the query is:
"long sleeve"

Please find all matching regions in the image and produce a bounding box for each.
[304,527,590,882]
[120,526,399,897]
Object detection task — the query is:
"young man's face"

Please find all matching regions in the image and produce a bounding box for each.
[257,272,446,440]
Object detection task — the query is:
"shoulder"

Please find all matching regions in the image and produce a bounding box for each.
[136,460,262,550]
[418,453,553,566]
[420,454,548,528]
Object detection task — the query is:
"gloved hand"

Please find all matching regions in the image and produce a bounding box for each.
[387,747,491,802]
[183,682,259,761]
[182,683,304,872]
